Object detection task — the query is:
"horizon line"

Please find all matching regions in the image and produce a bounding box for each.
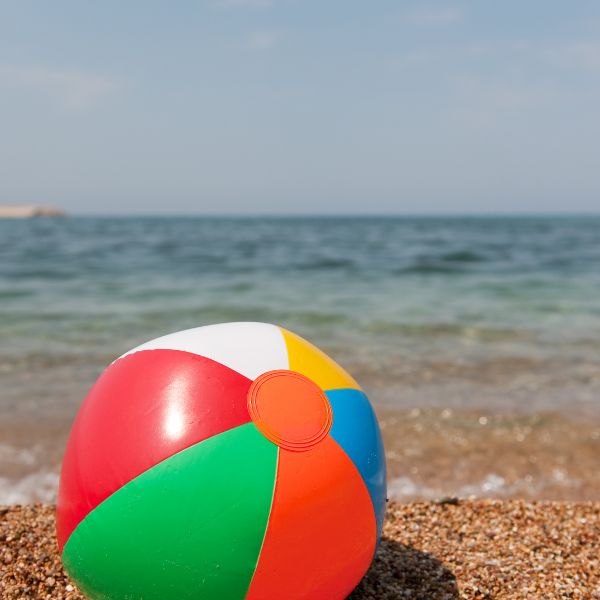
[57,210,600,218]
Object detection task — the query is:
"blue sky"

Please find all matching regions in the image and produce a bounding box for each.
[1,1,599,214]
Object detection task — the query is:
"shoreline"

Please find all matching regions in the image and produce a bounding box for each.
[3,406,599,505]
[1,500,598,599]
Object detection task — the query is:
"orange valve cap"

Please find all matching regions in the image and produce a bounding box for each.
[247,370,333,451]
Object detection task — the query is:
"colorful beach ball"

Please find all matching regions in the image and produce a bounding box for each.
[57,322,386,600]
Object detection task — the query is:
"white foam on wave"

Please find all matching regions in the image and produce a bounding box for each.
[0,471,59,505]
[388,474,509,500]
[0,442,39,468]
[388,470,581,501]
[0,468,582,505]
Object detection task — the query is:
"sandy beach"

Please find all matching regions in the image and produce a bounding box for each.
[1,500,598,599]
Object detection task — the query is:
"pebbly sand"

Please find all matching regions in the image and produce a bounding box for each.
[1,501,598,599]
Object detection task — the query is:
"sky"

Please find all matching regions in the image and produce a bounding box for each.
[0,1,599,215]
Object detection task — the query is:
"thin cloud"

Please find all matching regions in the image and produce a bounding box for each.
[248,30,281,50]
[219,0,273,7]
[470,81,550,110]
[549,41,600,71]
[394,38,600,76]
[0,65,116,109]
[446,75,562,132]
[400,6,464,26]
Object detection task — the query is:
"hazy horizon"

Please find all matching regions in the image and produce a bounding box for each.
[39,210,600,217]
[13,209,600,217]
[2,1,600,215]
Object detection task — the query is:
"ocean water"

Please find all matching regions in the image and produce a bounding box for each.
[1,216,599,503]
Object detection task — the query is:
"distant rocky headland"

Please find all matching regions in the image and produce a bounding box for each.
[0,205,65,218]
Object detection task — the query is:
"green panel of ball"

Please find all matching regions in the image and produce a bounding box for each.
[62,423,278,600]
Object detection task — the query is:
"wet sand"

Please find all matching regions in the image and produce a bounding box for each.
[1,500,598,599]
[380,409,600,502]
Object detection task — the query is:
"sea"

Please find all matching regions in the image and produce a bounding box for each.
[1,216,599,504]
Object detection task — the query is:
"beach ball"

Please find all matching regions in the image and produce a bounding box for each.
[57,322,386,600]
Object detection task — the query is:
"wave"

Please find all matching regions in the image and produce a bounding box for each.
[0,469,585,505]
[388,470,582,502]
[0,471,59,504]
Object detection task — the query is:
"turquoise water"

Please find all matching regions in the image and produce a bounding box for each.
[2,215,600,413]
[1,216,599,502]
